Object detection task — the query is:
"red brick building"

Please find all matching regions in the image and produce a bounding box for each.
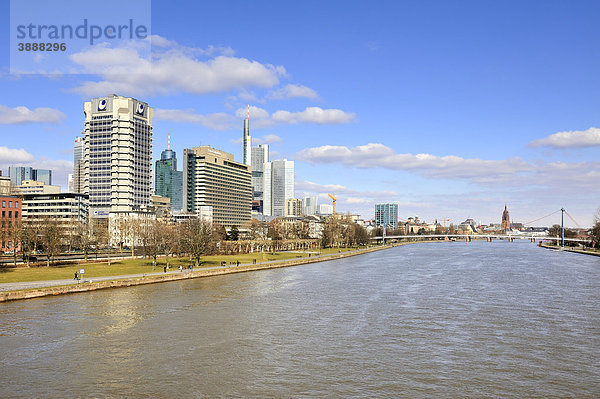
[1,196,22,253]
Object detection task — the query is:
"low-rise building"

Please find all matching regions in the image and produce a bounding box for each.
[0,196,22,253]
[285,198,303,217]
[21,193,88,223]
[15,180,61,195]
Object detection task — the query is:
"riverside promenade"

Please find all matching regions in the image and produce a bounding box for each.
[0,245,397,302]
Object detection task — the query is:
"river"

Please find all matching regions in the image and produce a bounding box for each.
[1,241,599,398]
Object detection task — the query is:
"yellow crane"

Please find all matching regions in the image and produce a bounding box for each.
[328,194,337,215]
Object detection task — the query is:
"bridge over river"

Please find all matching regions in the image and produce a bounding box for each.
[371,234,590,244]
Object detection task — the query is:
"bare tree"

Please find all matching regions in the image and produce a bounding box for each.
[39,216,63,267]
[181,218,215,266]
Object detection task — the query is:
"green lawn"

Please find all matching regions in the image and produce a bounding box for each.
[0,246,367,284]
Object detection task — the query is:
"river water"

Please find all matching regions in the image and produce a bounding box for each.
[1,241,599,398]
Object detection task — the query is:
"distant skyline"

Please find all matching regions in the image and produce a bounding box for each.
[1,0,599,227]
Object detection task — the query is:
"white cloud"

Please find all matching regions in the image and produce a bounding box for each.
[297,143,531,180]
[268,84,319,100]
[529,127,600,148]
[295,180,397,198]
[235,106,355,128]
[296,143,600,193]
[0,105,65,124]
[68,37,286,97]
[272,107,355,125]
[0,146,35,163]
[154,109,233,131]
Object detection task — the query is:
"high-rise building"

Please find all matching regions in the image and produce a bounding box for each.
[8,167,52,186]
[183,146,251,228]
[375,203,399,230]
[83,95,153,218]
[303,196,318,215]
[243,106,251,166]
[251,144,269,207]
[285,198,303,217]
[263,159,294,217]
[155,133,183,212]
[73,136,84,193]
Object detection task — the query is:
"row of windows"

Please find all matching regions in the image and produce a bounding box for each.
[1,211,18,218]
[1,200,20,209]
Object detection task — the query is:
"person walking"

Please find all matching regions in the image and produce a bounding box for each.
[74,271,78,281]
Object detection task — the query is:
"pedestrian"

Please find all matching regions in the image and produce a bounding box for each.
[74,271,78,281]
[236,260,240,266]
[179,265,182,272]
[164,266,167,273]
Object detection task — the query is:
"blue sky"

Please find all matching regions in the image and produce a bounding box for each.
[1,0,599,227]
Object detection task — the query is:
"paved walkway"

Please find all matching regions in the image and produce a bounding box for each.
[0,250,358,292]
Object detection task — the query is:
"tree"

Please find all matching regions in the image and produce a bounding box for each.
[181,218,215,266]
[39,216,63,267]
[138,219,164,268]
[229,225,239,241]
[591,208,600,248]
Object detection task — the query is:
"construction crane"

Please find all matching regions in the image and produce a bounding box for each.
[328,194,337,215]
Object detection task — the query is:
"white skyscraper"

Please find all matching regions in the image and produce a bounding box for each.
[73,136,84,193]
[83,95,153,217]
[263,159,294,217]
[251,144,269,204]
[303,196,318,215]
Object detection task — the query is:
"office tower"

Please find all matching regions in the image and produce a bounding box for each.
[83,95,153,217]
[8,167,52,185]
[243,106,251,166]
[263,159,294,217]
[8,166,33,185]
[303,196,318,216]
[285,198,303,217]
[73,136,84,193]
[375,203,399,230]
[68,174,74,192]
[155,133,183,212]
[34,169,52,185]
[183,146,251,228]
[251,144,269,209]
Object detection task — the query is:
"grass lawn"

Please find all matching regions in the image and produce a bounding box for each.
[0,246,368,284]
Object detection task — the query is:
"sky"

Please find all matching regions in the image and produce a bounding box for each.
[0,0,599,227]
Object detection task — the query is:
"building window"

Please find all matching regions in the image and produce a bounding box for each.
[1,201,5,207]
[8,201,12,208]
[15,202,19,208]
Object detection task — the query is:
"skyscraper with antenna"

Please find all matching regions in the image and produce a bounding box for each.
[243,105,252,166]
[155,132,183,212]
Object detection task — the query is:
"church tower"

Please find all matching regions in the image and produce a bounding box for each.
[501,204,511,231]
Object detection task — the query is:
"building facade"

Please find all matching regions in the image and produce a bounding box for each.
[14,180,61,195]
[501,204,511,231]
[155,142,183,212]
[83,95,153,218]
[303,196,318,216]
[251,144,269,209]
[8,167,52,185]
[263,159,294,217]
[285,198,303,217]
[375,203,399,230]
[21,193,89,226]
[73,136,85,193]
[183,146,251,228]
[0,196,22,253]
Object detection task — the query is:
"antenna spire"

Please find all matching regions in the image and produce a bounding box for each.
[168,132,171,150]
[247,104,250,120]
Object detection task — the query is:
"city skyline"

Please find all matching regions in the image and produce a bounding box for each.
[1,1,599,227]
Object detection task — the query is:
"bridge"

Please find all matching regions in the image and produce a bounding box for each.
[370,234,590,244]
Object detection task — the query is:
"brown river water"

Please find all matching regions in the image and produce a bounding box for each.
[1,241,599,398]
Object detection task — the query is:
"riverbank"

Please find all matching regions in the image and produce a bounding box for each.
[539,242,600,257]
[0,244,402,303]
